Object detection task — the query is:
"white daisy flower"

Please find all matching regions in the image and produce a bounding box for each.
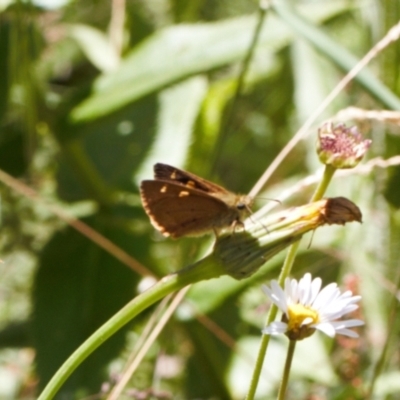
[262,273,364,340]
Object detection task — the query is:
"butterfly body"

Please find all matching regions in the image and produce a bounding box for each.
[140,163,253,238]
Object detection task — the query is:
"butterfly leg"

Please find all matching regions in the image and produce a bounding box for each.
[231,219,245,235]
[212,228,219,240]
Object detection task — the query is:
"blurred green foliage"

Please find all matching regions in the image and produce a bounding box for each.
[1,0,400,399]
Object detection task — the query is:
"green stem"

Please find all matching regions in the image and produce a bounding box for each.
[366,271,400,398]
[210,1,269,174]
[310,164,336,202]
[246,164,336,400]
[245,241,300,400]
[277,340,296,400]
[37,256,224,400]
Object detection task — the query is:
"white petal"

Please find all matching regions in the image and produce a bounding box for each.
[339,297,361,310]
[301,317,313,326]
[262,284,279,303]
[313,283,339,310]
[335,328,359,338]
[299,272,311,288]
[263,282,288,313]
[284,278,293,299]
[338,290,352,299]
[341,304,359,313]
[319,305,348,320]
[321,303,360,321]
[262,284,273,297]
[271,281,288,312]
[315,322,336,337]
[349,295,362,303]
[262,321,287,335]
[289,278,299,303]
[337,292,361,306]
[330,319,364,329]
[298,273,312,303]
[324,304,359,320]
[308,277,322,305]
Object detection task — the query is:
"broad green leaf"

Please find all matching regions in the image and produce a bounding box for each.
[57,96,157,202]
[31,217,141,396]
[71,2,351,121]
[273,1,400,110]
[134,76,208,184]
[183,300,241,399]
[67,24,119,73]
[0,123,27,177]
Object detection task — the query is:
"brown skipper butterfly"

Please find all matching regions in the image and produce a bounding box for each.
[140,163,253,238]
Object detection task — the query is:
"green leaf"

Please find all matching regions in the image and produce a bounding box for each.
[183,300,241,399]
[67,24,119,73]
[272,1,400,110]
[134,76,208,183]
[71,3,350,122]
[0,123,27,177]
[31,217,140,396]
[57,96,157,202]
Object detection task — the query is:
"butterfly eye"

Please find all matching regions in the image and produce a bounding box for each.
[236,203,246,210]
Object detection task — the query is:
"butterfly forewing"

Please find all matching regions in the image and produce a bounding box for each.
[140,163,253,238]
[140,180,236,237]
[153,163,228,194]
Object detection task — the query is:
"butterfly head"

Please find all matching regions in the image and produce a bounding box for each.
[235,195,254,217]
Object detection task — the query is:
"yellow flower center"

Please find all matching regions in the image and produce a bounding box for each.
[284,303,319,340]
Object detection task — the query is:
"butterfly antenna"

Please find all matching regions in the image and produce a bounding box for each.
[255,196,282,205]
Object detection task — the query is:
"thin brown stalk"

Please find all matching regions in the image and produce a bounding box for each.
[0,169,152,277]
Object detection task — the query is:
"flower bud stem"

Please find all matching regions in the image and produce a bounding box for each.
[310,164,336,202]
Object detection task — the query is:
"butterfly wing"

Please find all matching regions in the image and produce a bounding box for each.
[140,180,236,238]
[153,163,228,194]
